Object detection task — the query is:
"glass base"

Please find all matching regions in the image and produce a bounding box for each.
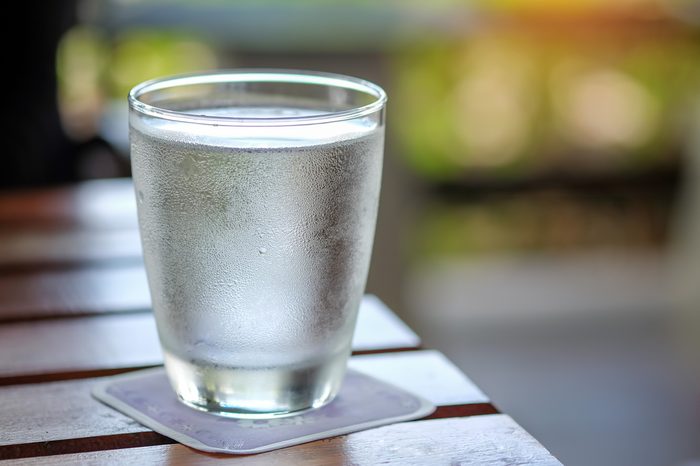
[163,350,348,418]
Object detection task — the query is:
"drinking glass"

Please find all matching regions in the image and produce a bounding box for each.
[128,70,386,417]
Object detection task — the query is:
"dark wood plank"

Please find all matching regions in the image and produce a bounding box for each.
[0,178,136,229]
[0,264,149,321]
[0,433,174,461]
[0,296,420,384]
[0,350,493,459]
[2,416,560,465]
[426,403,499,420]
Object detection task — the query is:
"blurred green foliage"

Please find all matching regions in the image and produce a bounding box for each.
[57,26,216,140]
[393,33,700,181]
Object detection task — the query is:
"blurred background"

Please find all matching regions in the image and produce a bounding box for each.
[10,0,700,464]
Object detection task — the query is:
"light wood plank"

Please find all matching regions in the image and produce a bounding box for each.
[1,416,560,465]
[352,295,420,351]
[0,351,490,449]
[0,253,422,353]
[0,375,151,448]
[0,313,162,382]
[349,350,488,406]
[0,296,419,382]
[0,229,142,268]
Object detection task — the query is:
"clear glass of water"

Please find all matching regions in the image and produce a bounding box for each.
[128,70,386,418]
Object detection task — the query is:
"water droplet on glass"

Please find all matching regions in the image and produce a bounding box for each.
[258,247,267,254]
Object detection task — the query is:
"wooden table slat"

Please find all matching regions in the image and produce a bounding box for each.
[0,229,142,270]
[0,178,136,229]
[1,416,560,465]
[0,264,149,321]
[0,296,420,385]
[0,350,493,456]
[349,350,488,406]
[352,295,421,351]
[0,313,162,384]
[0,261,419,355]
[0,178,557,465]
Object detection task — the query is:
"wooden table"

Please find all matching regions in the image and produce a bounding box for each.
[0,179,561,465]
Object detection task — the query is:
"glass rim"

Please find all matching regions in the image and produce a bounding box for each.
[128,69,387,127]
